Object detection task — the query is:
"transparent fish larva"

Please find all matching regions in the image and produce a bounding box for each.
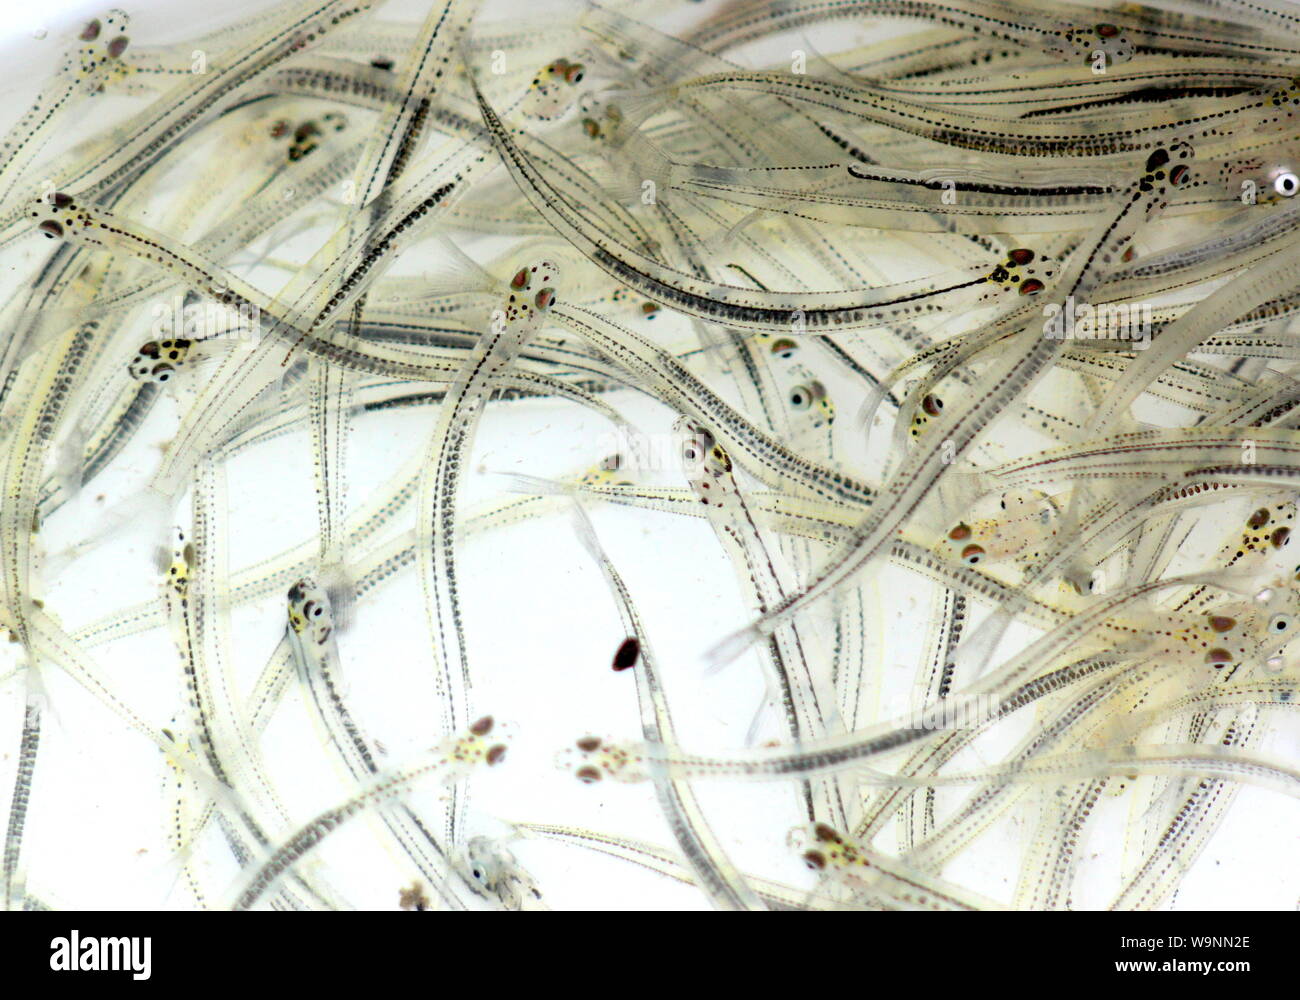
[1,0,1298,916]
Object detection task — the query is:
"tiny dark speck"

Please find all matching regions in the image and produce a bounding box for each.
[612,637,640,671]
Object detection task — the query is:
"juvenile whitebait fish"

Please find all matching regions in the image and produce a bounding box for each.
[285,575,488,909]
[454,834,544,909]
[565,501,766,910]
[230,717,510,910]
[0,11,134,216]
[416,254,561,845]
[709,144,1194,666]
[675,417,847,826]
[473,83,1066,332]
[790,822,1006,910]
[2,0,1298,913]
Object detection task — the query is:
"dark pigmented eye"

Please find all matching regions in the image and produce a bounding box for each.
[1145,148,1171,172]
[511,268,530,290]
[534,288,555,310]
[471,716,494,736]
[802,850,827,870]
[1018,278,1044,295]
[1275,172,1299,197]
[961,544,985,565]
[922,394,943,417]
[1272,527,1291,548]
[575,766,601,783]
[1007,248,1034,266]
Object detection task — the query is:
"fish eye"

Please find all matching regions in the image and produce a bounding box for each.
[802,850,827,870]
[1269,614,1293,634]
[961,544,985,565]
[564,63,585,84]
[790,385,813,410]
[1146,148,1171,172]
[1272,527,1291,548]
[922,395,943,417]
[510,268,530,290]
[1274,172,1299,198]
[534,288,555,310]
